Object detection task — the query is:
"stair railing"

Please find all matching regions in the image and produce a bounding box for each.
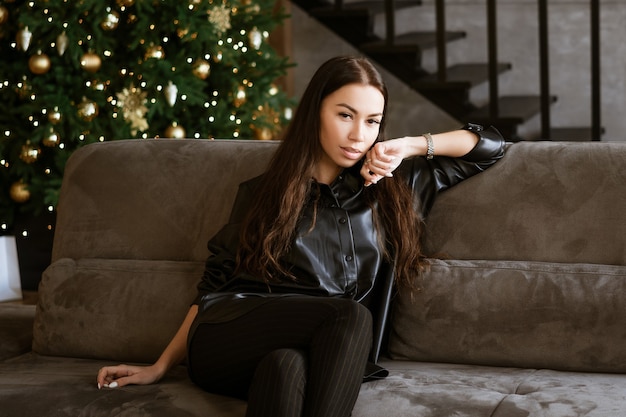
[590,0,601,141]
[379,0,602,140]
[539,0,602,140]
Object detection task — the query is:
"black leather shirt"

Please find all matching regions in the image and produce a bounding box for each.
[196,124,505,305]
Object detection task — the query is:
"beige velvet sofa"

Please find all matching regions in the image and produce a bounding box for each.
[1,138,625,417]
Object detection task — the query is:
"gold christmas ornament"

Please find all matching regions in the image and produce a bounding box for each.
[80,52,102,73]
[100,11,120,31]
[0,6,9,25]
[233,86,246,108]
[164,81,178,107]
[248,28,262,50]
[192,59,211,80]
[48,107,62,124]
[253,126,273,141]
[56,31,69,56]
[145,44,165,60]
[116,85,149,135]
[42,129,60,147]
[10,181,30,204]
[164,122,185,139]
[77,98,99,122]
[116,0,135,7]
[17,26,33,51]
[28,52,51,75]
[177,26,189,39]
[19,142,41,163]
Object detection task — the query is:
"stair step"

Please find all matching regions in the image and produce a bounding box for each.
[361,31,466,54]
[465,95,556,125]
[414,63,512,90]
[549,127,604,141]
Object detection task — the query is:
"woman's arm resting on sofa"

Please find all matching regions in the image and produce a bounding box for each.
[96,304,198,389]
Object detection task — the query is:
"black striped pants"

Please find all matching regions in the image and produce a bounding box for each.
[187,296,372,417]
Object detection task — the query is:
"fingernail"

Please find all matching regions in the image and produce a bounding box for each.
[97,383,101,390]
[109,381,119,389]
[385,173,393,177]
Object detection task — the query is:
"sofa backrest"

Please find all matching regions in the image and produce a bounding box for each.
[52,139,280,263]
[424,141,626,265]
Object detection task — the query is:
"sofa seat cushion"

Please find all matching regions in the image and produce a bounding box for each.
[389,259,626,373]
[0,353,245,417]
[3,354,625,417]
[354,360,626,417]
[33,258,204,362]
[0,303,36,361]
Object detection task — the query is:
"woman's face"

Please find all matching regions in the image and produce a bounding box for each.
[316,83,385,184]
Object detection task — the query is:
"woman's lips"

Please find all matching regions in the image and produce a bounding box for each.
[341,147,363,160]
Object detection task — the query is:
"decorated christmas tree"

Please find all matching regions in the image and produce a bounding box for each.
[0,0,293,234]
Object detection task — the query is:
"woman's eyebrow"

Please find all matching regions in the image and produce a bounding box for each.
[336,103,383,118]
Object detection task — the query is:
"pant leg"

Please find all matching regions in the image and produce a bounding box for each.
[247,348,307,417]
[187,296,372,417]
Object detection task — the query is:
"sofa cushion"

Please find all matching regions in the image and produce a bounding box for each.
[33,258,203,362]
[0,303,36,361]
[389,259,626,373]
[0,353,246,417]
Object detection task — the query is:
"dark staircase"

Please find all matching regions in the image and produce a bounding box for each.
[291,0,598,141]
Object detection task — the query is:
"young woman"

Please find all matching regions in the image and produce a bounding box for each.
[97,56,505,417]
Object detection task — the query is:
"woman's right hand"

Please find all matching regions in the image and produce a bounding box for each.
[96,363,166,389]
[96,305,199,390]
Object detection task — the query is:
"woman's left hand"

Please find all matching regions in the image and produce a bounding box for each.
[361,138,408,186]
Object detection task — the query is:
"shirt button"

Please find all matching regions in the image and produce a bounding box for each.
[339,217,347,224]
[345,255,353,262]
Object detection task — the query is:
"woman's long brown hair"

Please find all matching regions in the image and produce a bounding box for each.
[236,56,426,291]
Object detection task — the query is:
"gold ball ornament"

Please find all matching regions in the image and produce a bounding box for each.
[233,86,246,108]
[0,6,9,25]
[77,98,99,122]
[10,181,31,204]
[164,123,186,139]
[192,59,211,80]
[145,44,165,60]
[253,126,273,141]
[28,52,51,75]
[80,52,102,73]
[19,143,41,163]
[42,130,60,147]
[100,11,120,31]
[116,0,135,7]
[48,108,63,124]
